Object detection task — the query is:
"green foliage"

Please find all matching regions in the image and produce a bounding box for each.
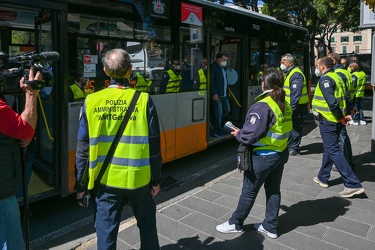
[262,0,360,53]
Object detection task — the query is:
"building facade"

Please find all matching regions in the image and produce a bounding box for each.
[330,28,372,55]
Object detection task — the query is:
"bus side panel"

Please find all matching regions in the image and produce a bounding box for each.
[176,92,207,158]
[152,92,208,163]
[152,94,177,162]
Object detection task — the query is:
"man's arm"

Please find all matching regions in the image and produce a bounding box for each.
[0,68,41,145]
[20,68,41,130]
[148,96,162,198]
[289,72,304,111]
[75,102,89,193]
[236,102,274,145]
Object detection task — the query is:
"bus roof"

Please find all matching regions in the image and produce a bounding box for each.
[190,0,308,33]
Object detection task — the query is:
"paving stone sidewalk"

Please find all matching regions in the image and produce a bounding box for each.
[41,100,375,250]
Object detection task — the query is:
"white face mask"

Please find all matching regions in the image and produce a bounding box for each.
[174,65,180,70]
[220,61,227,67]
[280,64,287,71]
[315,67,321,77]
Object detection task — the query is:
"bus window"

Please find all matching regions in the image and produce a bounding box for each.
[179,26,204,92]
[249,38,260,86]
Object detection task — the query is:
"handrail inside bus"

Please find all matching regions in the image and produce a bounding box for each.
[37,94,54,141]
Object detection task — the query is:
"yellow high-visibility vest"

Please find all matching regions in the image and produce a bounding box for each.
[166,70,182,93]
[284,67,308,104]
[312,72,346,123]
[252,96,292,152]
[85,87,151,190]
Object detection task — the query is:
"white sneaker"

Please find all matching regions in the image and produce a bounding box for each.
[351,121,359,126]
[254,223,278,239]
[348,120,355,125]
[360,120,367,125]
[216,221,243,234]
[339,187,365,198]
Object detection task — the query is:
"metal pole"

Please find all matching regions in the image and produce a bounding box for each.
[371,33,375,153]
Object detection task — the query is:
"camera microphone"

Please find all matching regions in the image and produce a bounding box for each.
[14,51,60,62]
[224,121,240,132]
[32,52,60,61]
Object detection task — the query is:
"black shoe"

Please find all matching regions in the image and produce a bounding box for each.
[289,150,300,156]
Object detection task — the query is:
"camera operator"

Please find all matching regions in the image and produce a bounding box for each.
[0,67,41,249]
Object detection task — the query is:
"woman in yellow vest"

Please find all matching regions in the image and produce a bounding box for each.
[216,68,292,239]
[74,49,162,249]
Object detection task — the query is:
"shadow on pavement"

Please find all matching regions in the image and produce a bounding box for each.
[299,142,324,155]
[278,196,351,236]
[161,230,266,250]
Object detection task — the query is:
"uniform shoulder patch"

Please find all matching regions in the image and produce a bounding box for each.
[250,116,257,124]
[322,80,330,88]
[249,112,260,124]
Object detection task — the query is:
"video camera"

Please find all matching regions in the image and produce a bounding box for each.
[0,51,60,94]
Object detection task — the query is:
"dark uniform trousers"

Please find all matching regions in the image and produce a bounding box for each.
[317,117,362,188]
[288,104,307,153]
[94,185,159,250]
[338,126,353,166]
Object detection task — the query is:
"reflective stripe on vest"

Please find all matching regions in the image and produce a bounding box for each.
[312,72,346,123]
[85,88,151,190]
[166,70,182,93]
[352,71,366,98]
[252,96,292,152]
[335,68,354,101]
[135,72,152,92]
[284,66,308,104]
[198,69,207,90]
[70,84,86,100]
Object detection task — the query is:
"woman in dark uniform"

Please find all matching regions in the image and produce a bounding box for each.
[216,68,292,239]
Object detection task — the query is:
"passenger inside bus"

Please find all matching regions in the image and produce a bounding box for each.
[68,74,88,102]
[193,57,208,90]
[159,59,182,93]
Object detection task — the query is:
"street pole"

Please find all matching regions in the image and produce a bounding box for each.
[371,32,375,153]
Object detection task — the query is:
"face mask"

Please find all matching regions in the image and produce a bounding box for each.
[315,68,321,77]
[203,66,207,70]
[280,64,287,71]
[220,61,227,67]
[174,65,180,70]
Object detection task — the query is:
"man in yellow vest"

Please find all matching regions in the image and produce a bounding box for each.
[68,75,87,102]
[327,53,355,170]
[131,71,153,93]
[280,53,308,156]
[74,49,162,249]
[159,58,182,93]
[257,64,268,85]
[340,57,350,71]
[193,57,208,90]
[312,56,364,198]
[349,62,367,126]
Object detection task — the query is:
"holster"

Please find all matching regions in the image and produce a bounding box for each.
[237,143,253,172]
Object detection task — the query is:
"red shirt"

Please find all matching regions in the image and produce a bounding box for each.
[0,98,35,140]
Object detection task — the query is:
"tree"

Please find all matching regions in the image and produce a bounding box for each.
[262,0,360,54]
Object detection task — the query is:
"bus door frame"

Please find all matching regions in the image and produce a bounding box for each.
[206,30,249,130]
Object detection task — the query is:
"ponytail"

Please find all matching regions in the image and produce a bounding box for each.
[262,68,286,113]
[269,87,286,113]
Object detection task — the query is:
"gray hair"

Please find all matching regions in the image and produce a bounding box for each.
[281,53,294,64]
[102,49,132,79]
